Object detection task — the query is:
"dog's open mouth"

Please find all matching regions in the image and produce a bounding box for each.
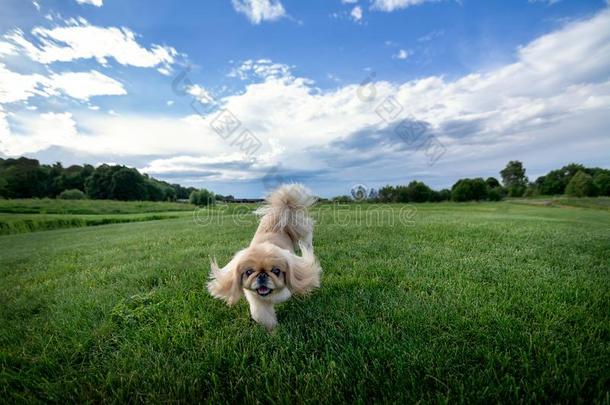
[256,286,272,296]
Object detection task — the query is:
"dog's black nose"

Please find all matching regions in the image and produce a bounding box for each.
[257,273,268,281]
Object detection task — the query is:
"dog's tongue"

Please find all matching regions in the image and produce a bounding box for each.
[258,286,270,294]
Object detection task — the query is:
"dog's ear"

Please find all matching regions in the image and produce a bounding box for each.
[284,242,321,295]
[207,251,244,306]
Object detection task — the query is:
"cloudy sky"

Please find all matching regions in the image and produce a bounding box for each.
[1,0,609,197]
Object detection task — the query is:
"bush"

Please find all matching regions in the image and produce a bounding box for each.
[593,173,610,196]
[451,178,488,202]
[189,189,215,206]
[58,189,85,200]
[487,188,502,201]
[507,183,527,197]
[523,184,539,197]
[332,195,352,204]
[565,171,596,197]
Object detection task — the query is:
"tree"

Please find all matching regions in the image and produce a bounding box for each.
[438,189,451,201]
[189,189,215,206]
[406,181,433,203]
[535,163,587,195]
[451,179,472,202]
[500,161,528,197]
[487,188,502,201]
[378,185,396,203]
[470,178,488,200]
[145,180,165,201]
[593,172,610,196]
[451,178,489,201]
[109,168,147,200]
[0,156,208,202]
[85,165,114,199]
[565,171,596,197]
[485,177,500,189]
[0,157,48,198]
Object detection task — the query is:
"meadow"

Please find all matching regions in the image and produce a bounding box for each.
[0,200,609,403]
[0,199,196,235]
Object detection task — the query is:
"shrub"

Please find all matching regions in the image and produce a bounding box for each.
[406,181,433,203]
[485,177,500,188]
[487,188,502,201]
[565,171,596,197]
[58,189,85,200]
[189,189,215,206]
[593,173,610,196]
[523,184,539,197]
[438,189,452,201]
[507,183,527,197]
[451,178,488,201]
[332,195,352,204]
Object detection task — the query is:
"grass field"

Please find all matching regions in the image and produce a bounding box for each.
[0,198,196,215]
[1,201,609,402]
[0,199,197,235]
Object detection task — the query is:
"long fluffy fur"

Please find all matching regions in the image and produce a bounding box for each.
[283,241,321,295]
[207,183,321,329]
[255,183,317,249]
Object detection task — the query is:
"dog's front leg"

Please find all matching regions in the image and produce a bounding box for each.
[244,290,277,330]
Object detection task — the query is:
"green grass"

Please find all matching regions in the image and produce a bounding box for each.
[1,202,609,403]
[511,196,610,211]
[0,212,189,235]
[0,198,196,215]
[0,198,199,234]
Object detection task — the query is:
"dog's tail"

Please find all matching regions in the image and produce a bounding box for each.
[255,183,316,248]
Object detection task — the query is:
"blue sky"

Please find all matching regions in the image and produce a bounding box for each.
[1,0,609,197]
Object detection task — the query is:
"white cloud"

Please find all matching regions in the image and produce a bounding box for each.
[0,109,10,139]
[0,64,126,103]
[186,84,213,104]
[48,70,126,100]
[229,59,294,81]
[3,9,610,190]
[0,112,78,156]
[76,0,103,6]
[231,0,286,24]
[528,0,562,5]
[393,49,409,59]
[342,0,358,3]
[0,41,17,56]
[166,100,175,106]
[0,64,51,103]
[371,0,435,12]
[418,30,444,42]
[350,6,363,22]
[3,19,177,71]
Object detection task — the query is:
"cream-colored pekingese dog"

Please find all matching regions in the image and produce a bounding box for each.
[207,184,321,330]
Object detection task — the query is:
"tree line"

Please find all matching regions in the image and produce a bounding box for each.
[0,157,202,202]
[332,161,610,203]
[1,157,608,204]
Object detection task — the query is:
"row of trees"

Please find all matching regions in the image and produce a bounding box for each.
[533,163,610,197]
[2,157,608,203]
[342,177,504,203]
[334,161,610,203]
[0,157,203,202]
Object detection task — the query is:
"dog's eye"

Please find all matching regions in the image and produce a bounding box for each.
[245,269,254,277]
[271,267,281,276]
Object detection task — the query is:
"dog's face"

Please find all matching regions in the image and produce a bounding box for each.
[208,241,320,306]
[239,246,288,298]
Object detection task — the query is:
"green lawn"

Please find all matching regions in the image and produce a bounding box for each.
[0,202,608,402]
[511,196,610,211]
[0,198,198,235]
[0,198,196,215]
